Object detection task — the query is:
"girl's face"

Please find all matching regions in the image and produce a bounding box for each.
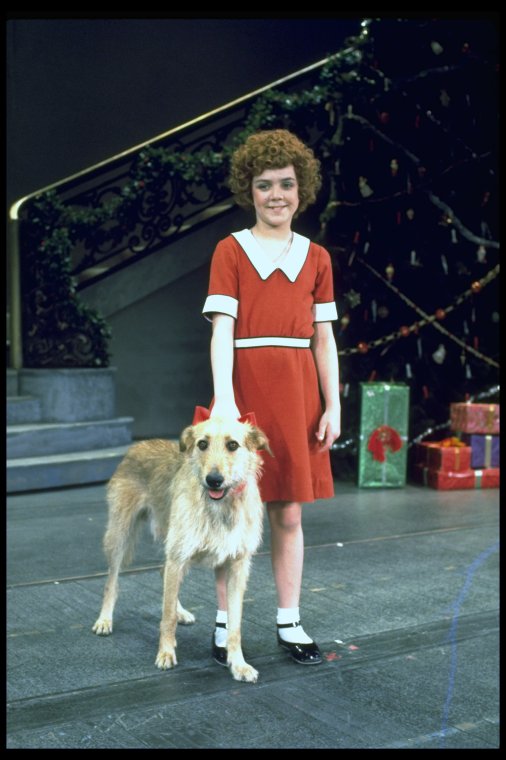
[251,165,299,229]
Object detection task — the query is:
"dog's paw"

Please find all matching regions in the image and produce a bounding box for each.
[92,618,113,635]
[229,661,259,683]
[155,648,178,670]
[177,608,196,625]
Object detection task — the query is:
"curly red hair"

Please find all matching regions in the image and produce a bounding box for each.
[228,129,322,215]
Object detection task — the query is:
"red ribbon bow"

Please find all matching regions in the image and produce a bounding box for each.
[367,425,403,462]
[192,406,257,427]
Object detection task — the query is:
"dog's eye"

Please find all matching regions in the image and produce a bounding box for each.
[226,441,239,452]
[197,440,208,451]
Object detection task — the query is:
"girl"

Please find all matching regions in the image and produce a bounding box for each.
[202,129,341,666]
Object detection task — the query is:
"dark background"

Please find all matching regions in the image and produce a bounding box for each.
[6,15,360,208]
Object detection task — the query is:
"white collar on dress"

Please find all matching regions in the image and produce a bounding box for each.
[232,229,310,283]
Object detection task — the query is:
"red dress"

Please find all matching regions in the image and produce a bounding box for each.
[203,229,338,503]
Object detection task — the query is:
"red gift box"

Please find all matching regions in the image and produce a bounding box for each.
[414,464,500,489]
[426,438,471,472]
[450,402,500,435]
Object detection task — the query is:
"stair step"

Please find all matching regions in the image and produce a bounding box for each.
[7,417,134,459]
[6,445,132,493]
[7,369,19,396]
[6,395,42,424]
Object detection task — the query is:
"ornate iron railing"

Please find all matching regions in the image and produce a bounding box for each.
[8,53,343,368]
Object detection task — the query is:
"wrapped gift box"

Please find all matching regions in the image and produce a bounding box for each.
[414,441,439,465]
[425,438,471,473]
[358,382,409,487]
[414,464,500,490]
[460,433,500,469]
[450,402,500,435]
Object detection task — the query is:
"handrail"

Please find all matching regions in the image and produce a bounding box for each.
[9,53,337,221]
[7,50,343,370]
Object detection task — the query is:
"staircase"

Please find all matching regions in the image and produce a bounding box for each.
[7,368,133,493]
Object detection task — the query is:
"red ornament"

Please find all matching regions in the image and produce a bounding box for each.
[471,281,482,294]
[379,111,390,124]
[357,341,369,354]
[400,325,411,337]
[435,308,446,320]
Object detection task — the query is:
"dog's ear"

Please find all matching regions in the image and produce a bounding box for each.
[179,425,195,453]
[246,426,274,457]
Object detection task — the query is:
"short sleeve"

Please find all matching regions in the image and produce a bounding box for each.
[312,246,338,322]
[202,238,239,322]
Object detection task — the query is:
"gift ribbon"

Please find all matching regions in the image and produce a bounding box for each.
[485,436,492,468]
[367,424,403,463]
[192,405,257,427]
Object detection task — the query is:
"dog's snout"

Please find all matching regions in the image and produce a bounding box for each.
[206,471,224,490]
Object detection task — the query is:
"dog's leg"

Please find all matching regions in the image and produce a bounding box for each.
[226,556,258,683]
[177,599,195,625]
[155,558,183,669]
[92,488,145,635]
[92,526,128,635]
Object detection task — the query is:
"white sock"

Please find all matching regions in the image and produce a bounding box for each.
[277,607,313,644]
[215,610,227,647]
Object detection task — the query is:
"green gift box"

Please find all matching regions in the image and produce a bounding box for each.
[358,382,410,487]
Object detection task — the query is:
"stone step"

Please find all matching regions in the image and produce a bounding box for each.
[6,395,42,424]
[7,417,134,459]
[7,368,19,396]
[6,445,132,493]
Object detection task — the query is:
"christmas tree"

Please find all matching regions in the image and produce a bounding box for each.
[314,17,500,476]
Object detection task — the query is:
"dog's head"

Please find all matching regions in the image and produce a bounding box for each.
[179,416,273,501]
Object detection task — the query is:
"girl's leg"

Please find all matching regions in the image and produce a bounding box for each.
[267,501,321,661]
[266,500,304,608]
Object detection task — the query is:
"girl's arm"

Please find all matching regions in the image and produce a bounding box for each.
[209,313,241,419]
[311,321,341,451]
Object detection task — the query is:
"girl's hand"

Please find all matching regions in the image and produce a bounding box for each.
[210,397,241,421]
[316,408,341,452]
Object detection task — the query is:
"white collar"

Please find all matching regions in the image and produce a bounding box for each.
[232,229,310,282]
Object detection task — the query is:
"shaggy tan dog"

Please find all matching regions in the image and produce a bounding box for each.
[92,416,271,683]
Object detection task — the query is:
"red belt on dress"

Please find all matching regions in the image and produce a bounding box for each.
[234,337,311,348]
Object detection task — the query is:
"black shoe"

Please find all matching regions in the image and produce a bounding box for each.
[277,621,323,665]
[212,622,228,667]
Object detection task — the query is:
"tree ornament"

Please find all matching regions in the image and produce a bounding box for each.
[385,264,395,281]
[357,341,369,354]
[476,245,487,263]
[379,111,390,125]
[471,281,482,294]
[440,89,451,108]
[431,40,444,55]
[345,289,361,308]
[358,176,374,197]
[399,325,411,337]
[340,313,350,330]
[435,308,446,320]
[377,305,389,319]
[390,158,399,176]
[432,344,446,364]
